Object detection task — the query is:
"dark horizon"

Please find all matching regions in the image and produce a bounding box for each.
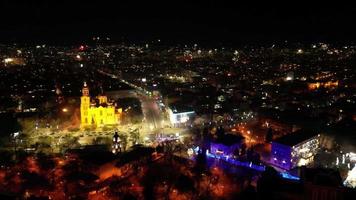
[1,1,356,45]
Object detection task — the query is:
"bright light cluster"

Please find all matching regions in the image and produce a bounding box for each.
[292,136,319,167]
[168,109,195,124]
[344,166,356,188]
[272,135,320,170]
[4,58,14,63]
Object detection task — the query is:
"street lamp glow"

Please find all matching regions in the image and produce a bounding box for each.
[62,108,68,112]
[4,58,14,63]
[344,166,356,188]
[13,132,19,138]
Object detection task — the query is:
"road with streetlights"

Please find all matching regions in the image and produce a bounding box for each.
[98,69,165,132]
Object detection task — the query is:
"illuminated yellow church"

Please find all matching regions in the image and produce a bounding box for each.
[80,82,122,127]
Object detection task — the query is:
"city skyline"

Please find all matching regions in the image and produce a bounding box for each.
[0,1,356,200]
[1,1,356,44]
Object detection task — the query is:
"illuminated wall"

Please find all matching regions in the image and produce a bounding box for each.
[88,105,121,125]
[271,135,320,170]
[168,109,195,124]
[271,143,293,169]
[292,136,319,166]
[80,95,90,125]
[80,82,91,125]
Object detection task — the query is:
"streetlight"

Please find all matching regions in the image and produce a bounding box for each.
[13,132,19,138]
[12,132,20,160]
[112,131,121,154]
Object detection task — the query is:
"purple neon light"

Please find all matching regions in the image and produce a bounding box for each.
[193,147,300,181]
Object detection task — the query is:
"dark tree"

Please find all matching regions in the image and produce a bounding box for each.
[120,133,128,151]
[0,113,21,146]
[36,152,55,171]
[257,166,281,197]
[202,126,211,152]
[129,128,140,144]
[265,127,273,143]
[175,174,195,193]
[21,171,52,191]
[240,185,257,200]
[193,150,208,181]
[142,162,180,200]
[216,125,225,139]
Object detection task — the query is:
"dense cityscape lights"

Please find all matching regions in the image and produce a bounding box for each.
[0,39,355,198]
[0,2,356,199]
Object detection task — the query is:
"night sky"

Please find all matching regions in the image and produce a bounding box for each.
[1,1,356,45]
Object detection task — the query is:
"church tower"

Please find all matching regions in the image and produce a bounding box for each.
[97,85,107,104]
[80,82,91,126]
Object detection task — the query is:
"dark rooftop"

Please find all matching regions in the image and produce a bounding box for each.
[170,103,195,114]
[273,129,319,146]
[302,167,343,187]
[328,117,356,146]
[214,133,244,146]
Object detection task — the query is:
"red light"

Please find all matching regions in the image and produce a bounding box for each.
[79,45,85,51]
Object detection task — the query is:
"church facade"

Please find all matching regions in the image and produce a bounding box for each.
[80,82,122,127]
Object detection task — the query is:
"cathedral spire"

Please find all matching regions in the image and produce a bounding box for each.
[100,85,104,95]
[82,81,89,96]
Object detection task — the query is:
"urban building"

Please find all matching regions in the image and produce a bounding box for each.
[210,134,244,158]
[80,82,122,127]
[300,167,345,200]
[168,105,195,126]
[271,130,321,170]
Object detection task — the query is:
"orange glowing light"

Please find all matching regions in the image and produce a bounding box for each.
[308,81,338,91]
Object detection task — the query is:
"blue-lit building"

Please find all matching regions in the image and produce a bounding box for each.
[210,134,244,158]
[271,130,320,170]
